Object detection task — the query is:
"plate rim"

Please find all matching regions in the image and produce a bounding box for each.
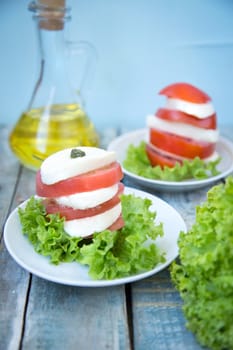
[4,187,186,287]
[108,128,233,190]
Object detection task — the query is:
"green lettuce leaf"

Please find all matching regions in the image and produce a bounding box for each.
[123,141,221,181]
[170,176,233,350]
[18,194,165,280]
[18,198,82,264]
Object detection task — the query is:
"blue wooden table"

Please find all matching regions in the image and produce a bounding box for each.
[1,124,232,350]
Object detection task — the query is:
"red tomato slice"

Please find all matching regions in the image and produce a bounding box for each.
[36,162,124,197]
[146,143,182,168]
[107,215,125,231]
[159,82,211,103]
[43,183,124,220]
[149,128,215,159]
[156,108,217,129]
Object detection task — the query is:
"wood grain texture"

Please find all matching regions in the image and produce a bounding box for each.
[0,126,20,240]
[22,277,130,350]
[0,126,31,350]
[131,271,202,350]
[128,187,212,349]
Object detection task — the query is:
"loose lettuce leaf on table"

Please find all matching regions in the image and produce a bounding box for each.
[171,176,233,350]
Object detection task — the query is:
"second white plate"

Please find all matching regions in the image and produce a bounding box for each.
[108,129,233,191]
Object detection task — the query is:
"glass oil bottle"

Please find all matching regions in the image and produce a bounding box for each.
[9,0,99,170]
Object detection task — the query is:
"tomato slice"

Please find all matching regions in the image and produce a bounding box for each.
[108,215,125,231]
[146,143,182,168]
[36,162,124,197]
[43,183,124,220]
[159,82,211,103]
[156,108,217,129]
[149,128,215,159]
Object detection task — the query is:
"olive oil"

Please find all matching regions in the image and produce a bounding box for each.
[9,103,99,170]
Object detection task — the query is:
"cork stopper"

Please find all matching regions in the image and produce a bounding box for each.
[30,0,68,30]
[39,0,65,6]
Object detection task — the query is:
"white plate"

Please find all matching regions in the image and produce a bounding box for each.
[4,187,186,287]
[108,129,233,191]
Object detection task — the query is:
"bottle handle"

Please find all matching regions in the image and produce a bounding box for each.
[66,40,97,106]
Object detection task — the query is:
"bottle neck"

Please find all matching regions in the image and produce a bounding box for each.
[28,19,76,110]
[37,25,67,73]
[30,0,71,71]
[27,1,81,110]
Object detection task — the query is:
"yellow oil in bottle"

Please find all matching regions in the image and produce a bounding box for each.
[9,103,100,170]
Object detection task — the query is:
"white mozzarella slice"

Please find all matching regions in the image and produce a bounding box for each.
[147,115,219,143]
[64,203,122,237]
[55,184,119,209]
[41,147,116,185]
[166,98,215,119]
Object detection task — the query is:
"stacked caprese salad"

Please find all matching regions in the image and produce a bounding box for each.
[36,147,124,238]
[146,82,219,168]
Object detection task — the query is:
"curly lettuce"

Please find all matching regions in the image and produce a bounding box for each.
[171,176,233,350]
[18,194,165,280]
[123,141,221,181]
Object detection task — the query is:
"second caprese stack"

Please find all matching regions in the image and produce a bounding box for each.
[146,82,219,168]
[36,147,124,238]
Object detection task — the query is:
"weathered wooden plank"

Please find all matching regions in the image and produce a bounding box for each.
[131,270,203,350]
[128,188,210,350]
[0,125,32,350]
[0,248,30,350]
[158,185,213,229]
[129,190,207,350]
[0,125,20,239]
[21,277,130,350]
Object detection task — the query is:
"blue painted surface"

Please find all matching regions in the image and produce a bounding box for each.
[0,0,233,130]
[132,270,203,350]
